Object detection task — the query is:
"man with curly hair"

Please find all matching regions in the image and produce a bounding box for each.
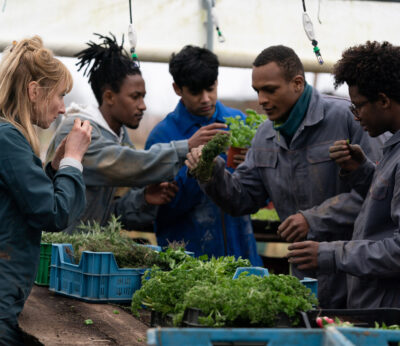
[288,41,400,308]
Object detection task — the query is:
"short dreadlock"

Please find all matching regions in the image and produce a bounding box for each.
[76,33,141,106]
[333,41,400,103]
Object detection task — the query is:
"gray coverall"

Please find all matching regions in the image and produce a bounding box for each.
[319,131,400,308]
[201,89,383,308]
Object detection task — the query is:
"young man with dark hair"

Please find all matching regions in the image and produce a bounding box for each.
[288,41,400,308]
[46,35,225,233]
[186,45,384,308]
[145,45,262,265]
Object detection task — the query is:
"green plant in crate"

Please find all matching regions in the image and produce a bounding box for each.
[41,215,187,269]
[131,253,318,327]
[182,274,318,327]
[131,254,251,325]
[251,207,280,222]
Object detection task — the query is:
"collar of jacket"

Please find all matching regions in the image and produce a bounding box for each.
[172,100,226,135]
[263,87,325,140]
[382,129,400,151]
[65,102,128,144]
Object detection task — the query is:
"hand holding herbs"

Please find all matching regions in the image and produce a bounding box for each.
[225,109,267,148]
[329,139,366,172]
[187,122,228,150]
[188,132,230,183]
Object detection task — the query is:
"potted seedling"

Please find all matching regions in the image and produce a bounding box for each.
[225,109,267,168]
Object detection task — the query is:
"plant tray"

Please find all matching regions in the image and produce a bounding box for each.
[150,310,175,327]
[34,242,52,286]
[182,307,311,329]
[49,243,148,303]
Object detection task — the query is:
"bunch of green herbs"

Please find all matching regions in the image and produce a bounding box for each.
[190,132,230,182]
[131,254,317,327]
[182,274,317,327]
[225,109,267,148]
[41,216,183,269]
[131,255,251,325]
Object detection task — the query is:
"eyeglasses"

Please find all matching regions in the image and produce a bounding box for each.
[349,100,369,118]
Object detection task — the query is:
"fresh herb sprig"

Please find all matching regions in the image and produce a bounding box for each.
[189,132,230,182]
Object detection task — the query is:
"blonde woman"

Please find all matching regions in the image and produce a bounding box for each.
[0,36,91,344]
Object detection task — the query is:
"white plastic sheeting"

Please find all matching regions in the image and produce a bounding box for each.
[0,0,399,72]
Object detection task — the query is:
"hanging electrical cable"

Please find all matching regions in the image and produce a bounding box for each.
[127,0,139,65]
[302,0,323,65]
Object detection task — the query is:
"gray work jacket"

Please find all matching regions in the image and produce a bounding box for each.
[46,104,188,233]
[202,88,383,308]
[319,130,400,308]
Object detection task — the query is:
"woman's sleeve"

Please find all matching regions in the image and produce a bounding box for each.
[0,128,86,231]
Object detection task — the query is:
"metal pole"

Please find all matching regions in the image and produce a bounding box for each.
[202,0,214,51]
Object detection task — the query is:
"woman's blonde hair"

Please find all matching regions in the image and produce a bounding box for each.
[0,36,73,155]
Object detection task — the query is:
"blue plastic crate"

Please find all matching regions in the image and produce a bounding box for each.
[339,327,400,345]
[141,244,194,257]
[49,244,147,303]
[141,244,162,252]
[232,266,269,279]
[147,327,354,346]
[300,277,318,298]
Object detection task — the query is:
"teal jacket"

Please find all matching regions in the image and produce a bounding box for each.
[0,123,86,335]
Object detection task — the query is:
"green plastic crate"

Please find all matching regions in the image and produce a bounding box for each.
[34,242,52,286]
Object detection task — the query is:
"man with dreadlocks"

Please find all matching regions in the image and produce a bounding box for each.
[46,34,226,233]
[288,41,400,308]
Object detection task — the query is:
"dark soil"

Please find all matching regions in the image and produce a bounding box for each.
[19,286,149,346]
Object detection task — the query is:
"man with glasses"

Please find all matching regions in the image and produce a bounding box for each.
[288,41,400,308]
[185,45,383,308]
[349,101,369,118]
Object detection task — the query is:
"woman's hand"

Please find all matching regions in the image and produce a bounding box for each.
[64,118,92,162]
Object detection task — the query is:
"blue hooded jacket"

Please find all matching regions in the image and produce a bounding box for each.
[145,100,262,265]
